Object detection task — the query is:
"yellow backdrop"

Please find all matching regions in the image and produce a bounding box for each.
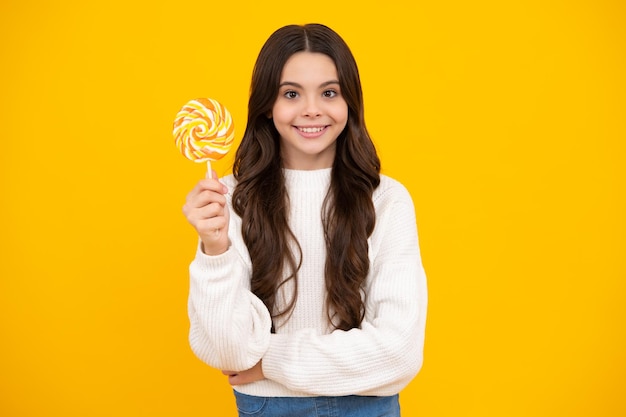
[1,0,624,415]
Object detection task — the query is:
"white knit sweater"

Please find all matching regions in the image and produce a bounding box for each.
[188,168,427,397]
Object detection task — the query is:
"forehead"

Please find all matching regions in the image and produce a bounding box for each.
[280,52,338,82]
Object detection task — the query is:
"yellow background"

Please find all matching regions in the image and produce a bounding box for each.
[1,0,624,415]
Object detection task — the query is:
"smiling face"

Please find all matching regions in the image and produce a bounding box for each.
[270,52,349,170]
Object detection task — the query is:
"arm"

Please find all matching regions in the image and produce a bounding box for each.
[188,246,272,371]
[184,176,272,371]
[261,185,428,396]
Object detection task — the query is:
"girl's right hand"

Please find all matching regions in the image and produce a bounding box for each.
[182,173,230,255]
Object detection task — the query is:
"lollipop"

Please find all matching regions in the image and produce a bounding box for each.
[173,98,235,178]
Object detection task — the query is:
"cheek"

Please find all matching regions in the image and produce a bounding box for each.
[271,104,293,124]
[332,103,349,125]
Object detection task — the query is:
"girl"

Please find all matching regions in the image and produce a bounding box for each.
[183,23,427,417]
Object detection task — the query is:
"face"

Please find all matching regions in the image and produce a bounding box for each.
[271,52,348,170]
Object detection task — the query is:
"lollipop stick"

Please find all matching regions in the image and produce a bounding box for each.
[205,159,220,237]
[206,160,213,179]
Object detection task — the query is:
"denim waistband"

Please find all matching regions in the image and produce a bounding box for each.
[233,390,401,417]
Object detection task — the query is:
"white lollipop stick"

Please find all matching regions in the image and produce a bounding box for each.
[206,160,213,179]
[206,159,220,236]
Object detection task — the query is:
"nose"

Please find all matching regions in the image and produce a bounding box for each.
[302,96,321,118]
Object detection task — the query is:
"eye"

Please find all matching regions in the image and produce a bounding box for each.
[283,90,298,99]
[323,89,338,98]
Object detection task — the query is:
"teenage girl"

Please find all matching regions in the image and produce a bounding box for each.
[183,23,427,417]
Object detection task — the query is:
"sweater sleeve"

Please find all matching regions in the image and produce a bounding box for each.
[187,242,272,371]
[261,183,428,396]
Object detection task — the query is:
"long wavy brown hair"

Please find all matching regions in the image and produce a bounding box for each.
[232,24,380,331]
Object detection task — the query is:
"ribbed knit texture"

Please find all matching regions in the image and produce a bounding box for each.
[188,168,427,397]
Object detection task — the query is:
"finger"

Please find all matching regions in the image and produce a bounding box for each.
[193,202,226,221]
[195,217,228,236]
[207,169,219,180]
[228,374,242,386]
[182,199,223,220]
[228,373,256,386]
[184,200,227,226]
[186,179,228,202]
[184,188,227,226]
[197,178,229,195]
[187,190,227,210]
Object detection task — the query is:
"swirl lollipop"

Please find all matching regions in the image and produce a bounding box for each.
[173,98,235,178]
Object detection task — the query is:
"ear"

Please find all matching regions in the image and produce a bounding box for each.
[266,111,273,119]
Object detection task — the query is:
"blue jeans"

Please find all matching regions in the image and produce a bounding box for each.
[233,390,401,417]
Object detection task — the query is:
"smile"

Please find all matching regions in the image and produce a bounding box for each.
[297,126,326,133]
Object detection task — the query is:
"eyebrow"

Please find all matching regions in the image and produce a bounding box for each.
[279,80,340,88]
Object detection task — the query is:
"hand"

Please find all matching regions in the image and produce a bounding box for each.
[182,171,230,255]
[222,361,264,385]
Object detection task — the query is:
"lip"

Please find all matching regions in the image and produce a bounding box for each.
[294,125,328,139]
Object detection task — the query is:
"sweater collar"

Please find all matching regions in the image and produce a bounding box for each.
[283,168,332,190]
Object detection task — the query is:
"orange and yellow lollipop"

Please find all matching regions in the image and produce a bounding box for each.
[173,98,235,178]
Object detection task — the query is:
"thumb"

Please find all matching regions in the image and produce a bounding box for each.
[204,169,229,195]
[206,169,218,180]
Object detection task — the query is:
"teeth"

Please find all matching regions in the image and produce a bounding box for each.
[299,127,324,133]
